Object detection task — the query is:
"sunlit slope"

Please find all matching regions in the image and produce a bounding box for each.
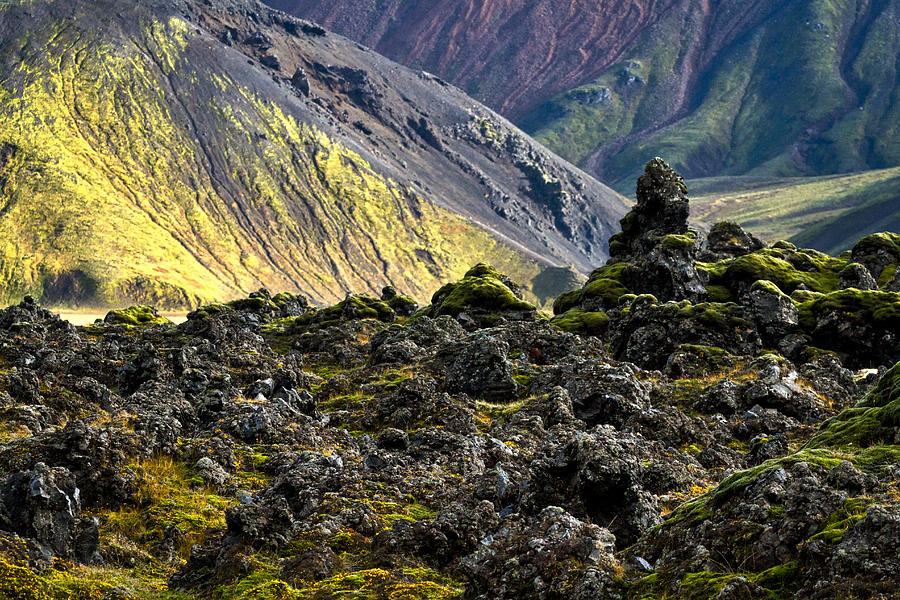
[0,2,548,309]
[688,167,900,253]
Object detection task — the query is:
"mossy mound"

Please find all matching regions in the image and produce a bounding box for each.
[549,308,609,336]
[553,262,630,314]
[850,232,900,281]
[290,294,396,333]
[796,288,900,329]
[428,263,535,325]
[664,343,736,379]
[631,562,800,600]
[103,305,171,327]
[611,297,760,370]
[381,286,419,317]
[659,231,698,251]
[806,360,900,449]
[700,246,846,296]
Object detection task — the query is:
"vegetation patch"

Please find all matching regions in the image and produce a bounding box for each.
[101,455,235,560]
[549,308,609,336]
[428,264,535,321]
[104,306,171,327]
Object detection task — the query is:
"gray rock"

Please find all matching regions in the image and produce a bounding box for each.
[839,262,878,291]
[194,457,231,486]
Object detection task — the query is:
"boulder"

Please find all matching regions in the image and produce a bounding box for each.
[838,262,877,291]
[0,463,100,563]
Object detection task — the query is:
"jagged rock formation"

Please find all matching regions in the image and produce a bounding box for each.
[0,159,898,598]
[0,0,627,310]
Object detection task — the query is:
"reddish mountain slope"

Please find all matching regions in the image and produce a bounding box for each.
[265,0,675,120]
[269,0,900,196]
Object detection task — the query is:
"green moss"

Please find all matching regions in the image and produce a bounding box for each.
[669,344,735,378]
[475,398,528,422]
[513,374,534,388]
[808,497,874,545]
[295,567,462,599]
[104,305,170,326]
[431,263,535,318]
[387,294,418,314]
[0,557,193,600]
[802,288,900,329]
[715,250,844,295]
[552,289,582,315]
[674,301,749,329]
[789,289,824,303]
[750,279,788,297]
[580,278,630,308]
[103,456,236,559]
[705,285,733,302]
[659,232,697,250]
[806,361,900,450]
[550,308,609,336]
[290,295,396,333]
[767,506,786,521]
[772,241,798,251]
[713,448,845,504]
[851,232,900,261]
[673,562,799,600]
[210,564,299,600]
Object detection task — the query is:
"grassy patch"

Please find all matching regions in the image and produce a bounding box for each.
[100,455,236,560]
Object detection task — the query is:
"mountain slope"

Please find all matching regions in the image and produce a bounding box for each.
[524,0,900,187]
[264,0,671,121]
[688,167,900,253]
[274,0,900,188]
[0,0,627,309]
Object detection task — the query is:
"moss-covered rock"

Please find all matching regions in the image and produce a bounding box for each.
[659,232,697,251]
[706,249,845,296]
[289,294,396,333]
[103,305,170,326]
[381,286,419,317]
[226,296,278,313]
[552,262,631,315]
[850,232,900,281]
[549,308,609,336]
[611,298,760,370]
[806,360,900,449]
[428,263,536,326]
[794,289,900,366]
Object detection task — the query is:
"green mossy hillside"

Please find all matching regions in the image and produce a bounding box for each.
[0,0,544,311]
[526,1,900,193]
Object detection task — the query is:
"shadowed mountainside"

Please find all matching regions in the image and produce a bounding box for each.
[265,0,672,121]
[273,0,900,190]
[0,0,627,310]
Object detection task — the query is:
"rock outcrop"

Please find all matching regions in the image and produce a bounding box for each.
[0,160,898,598]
